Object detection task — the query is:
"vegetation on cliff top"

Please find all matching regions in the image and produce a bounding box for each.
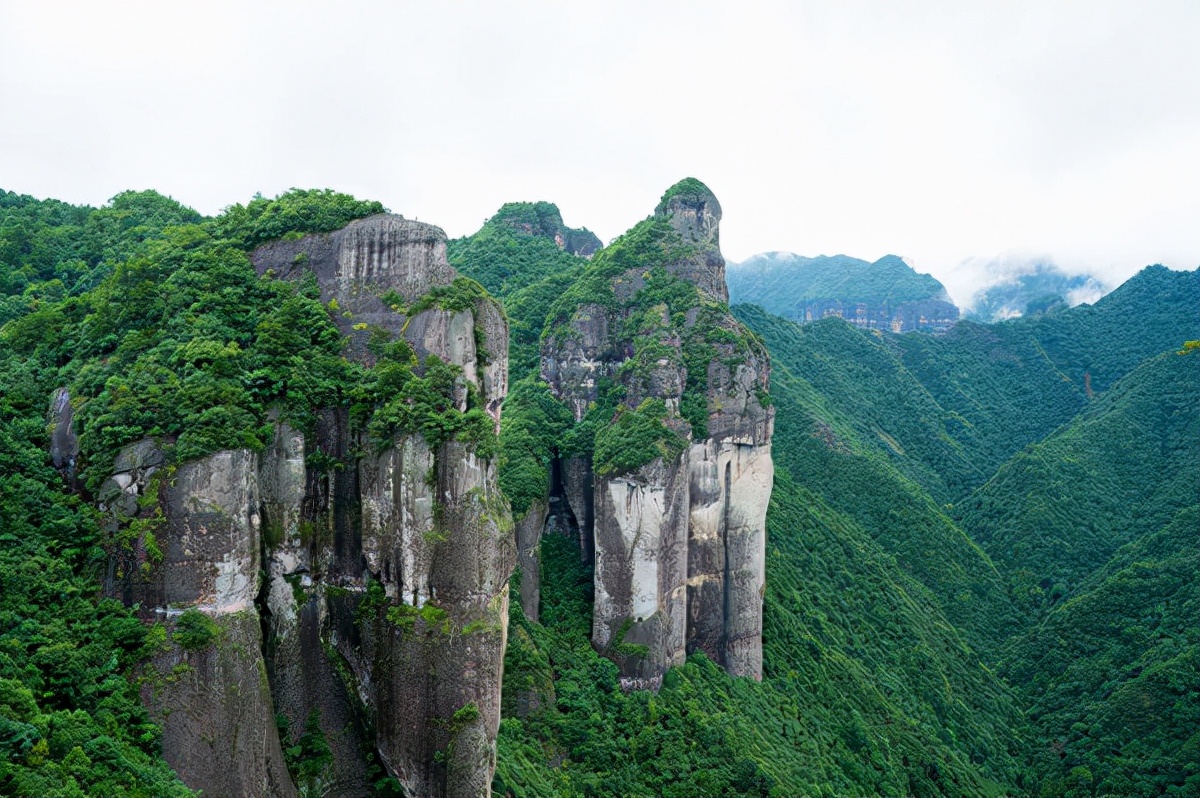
[4,181,1198,797]
[653,177,716,215]
[0,186,494,796]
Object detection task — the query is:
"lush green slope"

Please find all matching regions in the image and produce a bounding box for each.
[734,307,986,502]
[1000,507,1200,798]
[496,472,1025,797]
[895,266,1200,483]
[732,307,1018,650]
[957,348,1199,614]
[447,201,593,299]
[0,190,212,797]
[733,266,1200,508]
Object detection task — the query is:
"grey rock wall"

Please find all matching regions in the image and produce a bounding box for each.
[254,214,514,796]
[540,181,773,686]
[84,212,513,797]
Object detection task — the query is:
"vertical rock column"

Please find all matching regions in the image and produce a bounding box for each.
[148,449,297,798]
[254,215,514,797]
[541,179,774,686]
[592,458,690,688]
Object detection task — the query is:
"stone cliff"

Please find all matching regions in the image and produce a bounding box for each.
[534,178,774,686]
[84,215,513,797]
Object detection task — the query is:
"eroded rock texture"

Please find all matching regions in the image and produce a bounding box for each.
[253,214,514,797]
[539,180,773,686]
[87,214,512,798]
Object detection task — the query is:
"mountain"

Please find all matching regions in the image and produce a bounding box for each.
[447,201,598,298]
[3,181,1198,798]
[464,182,1025,795]
[957,347,1199,614]
[3,189,514,796]
[965,263,1108,321]
[727,251,959,332]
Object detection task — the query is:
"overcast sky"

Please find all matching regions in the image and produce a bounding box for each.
[2,1,1198,306]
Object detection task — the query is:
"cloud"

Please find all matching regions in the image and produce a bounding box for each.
[1,1,1198,289]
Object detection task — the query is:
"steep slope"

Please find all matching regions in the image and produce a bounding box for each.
[731,307,1017,649]
[727,252,959,332]
[448,201,595,298]
[895,265,1200,484]
[732,266,1200,506]
[1002,507,1200,797]
[957,347,1199,615]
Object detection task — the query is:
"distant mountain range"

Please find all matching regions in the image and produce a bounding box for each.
[726,251,959,332]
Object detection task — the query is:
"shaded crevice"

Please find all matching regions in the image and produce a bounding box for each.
[545,457,580,543]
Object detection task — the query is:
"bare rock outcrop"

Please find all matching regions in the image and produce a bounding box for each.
[538,179,773,685]
[254,214,514,797]
[83,213,513,798]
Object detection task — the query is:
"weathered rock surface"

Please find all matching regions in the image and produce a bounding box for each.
[147,447,297,798]
[146,611,297,798]
[255,214,514,796]
[657,183,729,304]
[540,179,773,685]
[47,387,79,486]
[86,213,513,797]
[515,501,548,621]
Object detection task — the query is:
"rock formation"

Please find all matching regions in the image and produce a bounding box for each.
[489,200,602,257]
[85,214,513,797]
[536,179,774,686]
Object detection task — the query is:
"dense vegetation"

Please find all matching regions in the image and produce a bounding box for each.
[3,181,1197,797]
[485,187,1198,796]
[0,186,455,796]
[726,252,956,314]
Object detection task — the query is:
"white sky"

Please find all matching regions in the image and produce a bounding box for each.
[2,1,1199,307]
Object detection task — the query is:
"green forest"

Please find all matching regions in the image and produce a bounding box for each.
[1,185,1197,797]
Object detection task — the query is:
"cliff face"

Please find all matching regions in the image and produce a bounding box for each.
[88,215,512,798]
[537,179,773,686]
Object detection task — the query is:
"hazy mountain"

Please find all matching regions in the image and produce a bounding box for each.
[727,251,959,332]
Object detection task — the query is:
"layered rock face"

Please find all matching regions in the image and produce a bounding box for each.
[90,215,512,797]
[253,215,513,797]
[539,180,773,686]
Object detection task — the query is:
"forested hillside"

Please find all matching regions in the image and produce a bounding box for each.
[727,252,959,332]
[1,184,1197,797]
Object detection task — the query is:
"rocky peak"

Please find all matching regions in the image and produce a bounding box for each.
[655,177,722,247]
[651,178,728,303]
[534,180,772,686]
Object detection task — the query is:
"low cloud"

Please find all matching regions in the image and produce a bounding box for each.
[949,254,1110,321]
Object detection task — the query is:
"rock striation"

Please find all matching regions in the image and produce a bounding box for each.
[537,179,773,686]
[82,214,513,798]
